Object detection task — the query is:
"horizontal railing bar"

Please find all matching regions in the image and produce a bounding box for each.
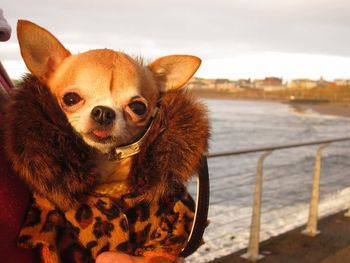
[207,137,350,158]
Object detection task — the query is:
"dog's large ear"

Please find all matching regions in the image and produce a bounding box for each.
[17,20,70,83]
[148,55,201,91]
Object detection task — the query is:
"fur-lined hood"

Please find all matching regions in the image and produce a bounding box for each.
[2,75,209,210]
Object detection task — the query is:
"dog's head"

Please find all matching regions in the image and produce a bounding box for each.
[17,20,201,153]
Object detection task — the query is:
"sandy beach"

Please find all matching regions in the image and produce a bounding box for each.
[192,89,350,119]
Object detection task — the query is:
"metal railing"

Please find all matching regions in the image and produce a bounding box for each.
[205,137,350,262]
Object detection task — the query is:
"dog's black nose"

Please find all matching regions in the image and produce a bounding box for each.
[91,106,116,125]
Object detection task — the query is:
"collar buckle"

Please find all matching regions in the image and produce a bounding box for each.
[108,107,159,161]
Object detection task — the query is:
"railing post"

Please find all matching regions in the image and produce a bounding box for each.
[241,150,273,262]
[302,143,329,237]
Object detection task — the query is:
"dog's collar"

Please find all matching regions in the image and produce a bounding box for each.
[107,107,159,161]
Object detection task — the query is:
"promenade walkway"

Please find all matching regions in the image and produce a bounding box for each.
[211,210,350,263]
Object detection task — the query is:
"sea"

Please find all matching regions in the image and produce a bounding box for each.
[186,99,350,262]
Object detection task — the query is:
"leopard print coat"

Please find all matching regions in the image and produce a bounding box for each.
[18,184,195,262]
[2,75,209,263]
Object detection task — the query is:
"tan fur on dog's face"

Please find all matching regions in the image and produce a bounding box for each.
[48,50,159,153]
[17,20,201,153]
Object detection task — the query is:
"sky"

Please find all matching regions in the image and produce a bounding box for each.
[1,0,350,81]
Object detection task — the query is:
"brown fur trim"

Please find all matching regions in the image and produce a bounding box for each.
[129,90,209,198]
[2,75,97,210]
[2,74,209,209]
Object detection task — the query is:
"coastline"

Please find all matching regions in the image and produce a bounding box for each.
[191,89,350,119]
[288,102,350,119]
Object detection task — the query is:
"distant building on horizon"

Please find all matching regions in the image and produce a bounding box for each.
[317,76,335,87]
[187,77,240,92]
[288,79,317,89]
[187,77,216,90]
[237,78,253,88]
[214,79,240,92]
[188,76,350,92]
[254,77,285,91]
[334,79,350,86]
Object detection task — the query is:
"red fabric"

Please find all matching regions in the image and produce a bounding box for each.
[0,61,15,92]
[0,115,37,262]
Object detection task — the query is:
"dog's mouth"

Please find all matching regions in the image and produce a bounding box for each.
[86,130,115,144]
[92,130,110,139]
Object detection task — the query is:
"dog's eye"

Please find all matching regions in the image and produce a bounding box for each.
[63,92,82,106]
[128,101,147,116]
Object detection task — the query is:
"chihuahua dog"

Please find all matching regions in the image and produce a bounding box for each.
[11,20,207,262]
[17,20,201,185]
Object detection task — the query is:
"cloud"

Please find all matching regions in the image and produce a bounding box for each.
[1,0,350,78]
[198,52,350,80]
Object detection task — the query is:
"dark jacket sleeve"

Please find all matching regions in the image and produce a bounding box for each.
[0,114,38,263]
